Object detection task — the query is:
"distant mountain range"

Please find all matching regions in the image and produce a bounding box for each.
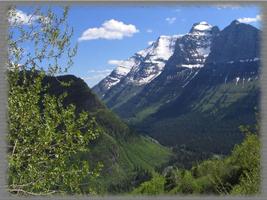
[93,20,260,155]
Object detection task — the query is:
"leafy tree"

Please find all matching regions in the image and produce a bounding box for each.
[163,166,180,192]
[131,174,165,195]
[7,7,102,195]
[177,123,260,195]
[172,170,200,194]
[230,124,260,195]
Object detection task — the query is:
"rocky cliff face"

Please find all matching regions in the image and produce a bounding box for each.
[206,20,260,64]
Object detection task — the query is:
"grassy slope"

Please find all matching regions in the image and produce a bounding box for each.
[85,132,172,194]
[121,136,172,171]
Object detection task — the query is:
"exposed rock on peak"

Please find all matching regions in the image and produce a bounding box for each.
[93,34,180,98]
[206,20,260,64]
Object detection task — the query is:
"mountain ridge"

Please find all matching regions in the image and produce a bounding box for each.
[92,20,260,155]
[93,34,181,99]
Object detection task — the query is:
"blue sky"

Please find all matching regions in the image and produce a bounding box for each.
[17,4,261,87]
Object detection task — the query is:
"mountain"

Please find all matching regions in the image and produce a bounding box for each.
[93,34,180,108]
[93,20,260,155]
[43,75,172,194]
[108,21,220,120]
[93,22,220,116]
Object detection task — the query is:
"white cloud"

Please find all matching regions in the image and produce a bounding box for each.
[148,41,154,45]
[88,69,113,73]
[146,29,153,33]
[173,9,181,12]
[108,59,125,66]
[78,19,139,41]
[165,17,176,24]
[215,5,240,10]
[82,68,113,86]
[237,15,261,23]
[82,74,109,81]
[9,9,48,26]
[108,59,134,68]
[9,9,35,25]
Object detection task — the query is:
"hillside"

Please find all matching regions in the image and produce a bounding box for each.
[43,75,172,194]
[132,131,260,195]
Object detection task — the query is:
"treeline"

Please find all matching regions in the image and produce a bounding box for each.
[131,125,260,195]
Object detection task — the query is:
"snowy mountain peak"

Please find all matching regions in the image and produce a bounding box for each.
[126,34,181,85]
[151,35,180,59]
[93,22,219,97]
[99,57,142,90]
[190,21,215,35]
[93,34,180,92]
[195,21,212,29]
[173,22,219,69]
[137,34,181,60]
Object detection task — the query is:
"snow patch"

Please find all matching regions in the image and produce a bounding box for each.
[193,21,213,31]
[196,47,210,58]
[190,22,213,36]
[127,34,182,85]
[154,35,177,60]
[227,57,260,64]
[181,64,204,68]
[235,77,240,85]
[138,35,181,61]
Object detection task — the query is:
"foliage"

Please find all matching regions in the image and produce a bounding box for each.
[83,133,172,194]
[132,122,260,195]
[8,7,101,195]
[166,144,212,169]
[8,72,102,195]
[107,166,152,194]
[7,5,260,196]
[38,73,173,195]
[131,174,165,195]
[230,131,260,194]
